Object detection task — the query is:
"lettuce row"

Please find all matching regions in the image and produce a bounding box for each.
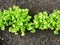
[0,5,60,36]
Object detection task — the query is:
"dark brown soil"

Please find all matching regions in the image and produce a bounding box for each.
[0,0,60,45]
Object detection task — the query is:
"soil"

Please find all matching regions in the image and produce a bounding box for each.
[0,0,60,45]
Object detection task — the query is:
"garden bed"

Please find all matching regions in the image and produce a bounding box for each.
[0,0,60,45]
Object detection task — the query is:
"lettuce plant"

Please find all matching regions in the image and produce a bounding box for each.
[33,10,60,34]
[48,10,60,34]
[0,5,33,36]
[52,10,60,34]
